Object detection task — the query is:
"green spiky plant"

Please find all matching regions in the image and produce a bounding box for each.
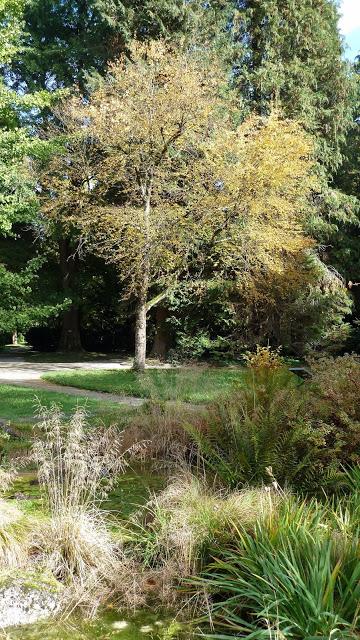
[184,350,360,494]
[196,492,360,639]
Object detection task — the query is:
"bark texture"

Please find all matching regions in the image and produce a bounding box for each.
[151,306,170,359]
[58,237,82,352]
[133,296,147,371]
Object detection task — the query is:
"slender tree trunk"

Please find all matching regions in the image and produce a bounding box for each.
[133,294,147,371]
[58,237,83,352]
[133,184,151,371]
[59,304,82,352]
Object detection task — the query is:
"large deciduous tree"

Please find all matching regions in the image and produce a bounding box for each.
[39,43,317,370]
[5,0,194,351]
[188,0,357,351]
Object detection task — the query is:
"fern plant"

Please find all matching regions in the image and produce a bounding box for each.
[185,366,326,491]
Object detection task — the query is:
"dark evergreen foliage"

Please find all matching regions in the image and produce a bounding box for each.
[9,0,190,91]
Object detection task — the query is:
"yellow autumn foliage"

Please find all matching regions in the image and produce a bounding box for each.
[38,41,318,367]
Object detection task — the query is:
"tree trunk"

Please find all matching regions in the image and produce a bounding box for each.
[59,304,82,352]
[151,306,170,359]
[58,237,83,352]
[133,296,147,371]
[133,183,151,371]
[12,331,18,346]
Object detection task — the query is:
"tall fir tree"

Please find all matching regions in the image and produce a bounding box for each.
[331,55,360,347]
[8,0,191,92]
[190,0,354,171]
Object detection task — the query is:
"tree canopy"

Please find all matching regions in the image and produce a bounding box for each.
[0,0,358,360]
[38,42,321,368]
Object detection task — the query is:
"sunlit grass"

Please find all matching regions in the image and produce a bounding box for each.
[42,368,244,404]
[0,384,133,422]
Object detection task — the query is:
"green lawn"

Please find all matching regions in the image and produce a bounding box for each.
[42,367,244,403]
[0,384,131,422]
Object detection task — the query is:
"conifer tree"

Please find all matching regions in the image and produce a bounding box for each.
[192,0,354,171]
[9,0,191,92]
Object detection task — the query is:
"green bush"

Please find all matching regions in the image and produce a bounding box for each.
[185,353,360,493]
[197,492,360,639]
[185,366,324,491]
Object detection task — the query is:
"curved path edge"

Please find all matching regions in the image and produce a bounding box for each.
[0,355,153,407]
[6,379,145,407]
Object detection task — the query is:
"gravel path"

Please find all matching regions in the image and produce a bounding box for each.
[7,379,145,407]
[0,355,134,383]
[0,355,149,407]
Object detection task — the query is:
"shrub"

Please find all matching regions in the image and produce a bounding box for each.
[304,355,360,478]
[243,345,284,370]
[309,354,360,420]
[185,365,324,491]
[184,353,360,493]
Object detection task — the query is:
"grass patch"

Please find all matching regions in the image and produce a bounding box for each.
[0,384,132,422]
[42,367,244,403]
[0,384,135,461]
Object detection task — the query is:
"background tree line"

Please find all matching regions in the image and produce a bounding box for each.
[0,0,359,364]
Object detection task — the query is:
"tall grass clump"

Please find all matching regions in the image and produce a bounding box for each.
[122,400,205,466]
[0,499,28,569]
[128,474,283,606]
[197,492,360,639]
[31,405,131,597]
[0,452,28,569]
[121,368,211,466]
